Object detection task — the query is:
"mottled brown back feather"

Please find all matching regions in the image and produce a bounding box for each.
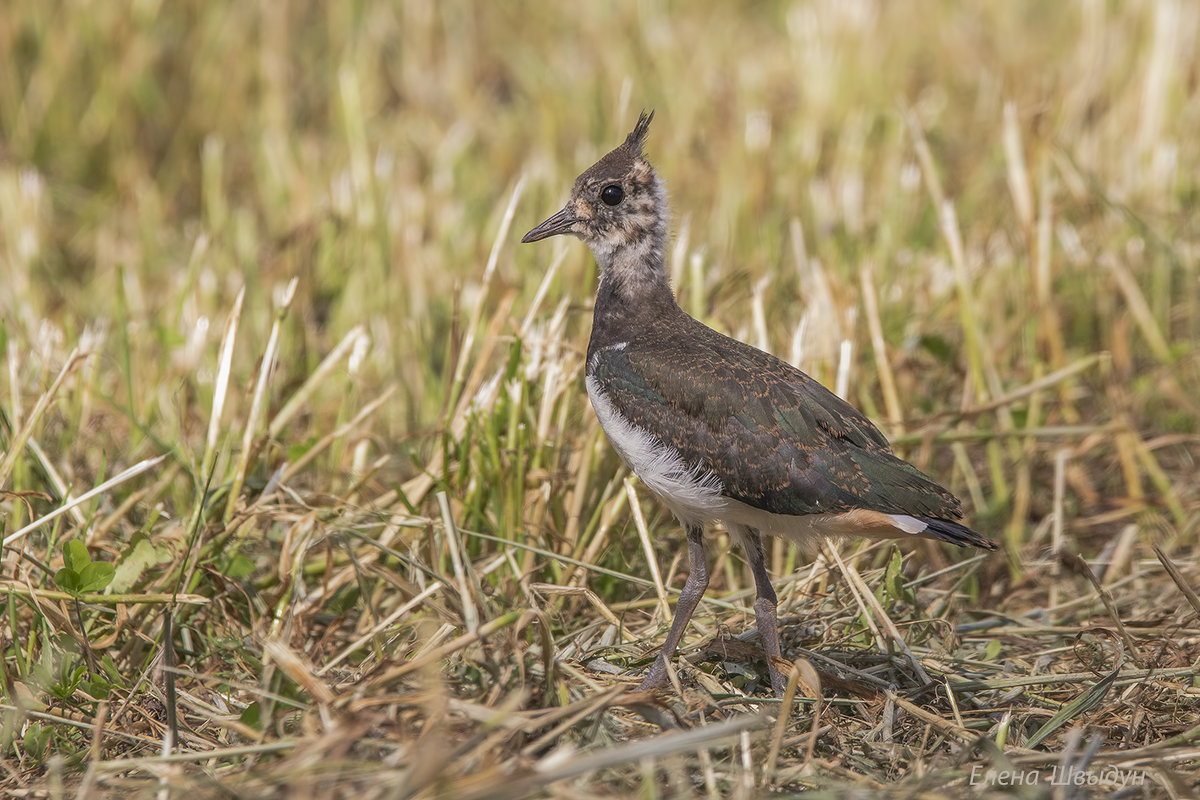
[588,306,966,521]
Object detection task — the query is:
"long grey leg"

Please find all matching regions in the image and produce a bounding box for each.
[637,523,708,691]
[736,525,787,697]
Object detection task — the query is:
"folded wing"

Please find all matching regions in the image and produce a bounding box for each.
[587,318,965,522]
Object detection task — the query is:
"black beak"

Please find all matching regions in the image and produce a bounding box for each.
[521,206,578,243]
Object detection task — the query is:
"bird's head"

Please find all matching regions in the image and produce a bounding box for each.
[522,111,668,272]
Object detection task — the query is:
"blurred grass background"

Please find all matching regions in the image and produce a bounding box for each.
[1,1,1198,797]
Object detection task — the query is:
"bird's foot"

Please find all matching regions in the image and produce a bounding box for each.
[634,656,671,691]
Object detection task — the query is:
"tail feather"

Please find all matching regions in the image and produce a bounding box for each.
[919,517,997,550]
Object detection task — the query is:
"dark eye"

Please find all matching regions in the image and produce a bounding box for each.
[600,184,624,206]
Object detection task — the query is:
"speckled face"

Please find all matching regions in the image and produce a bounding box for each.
[521,112,668,273]
[560,156,663,252]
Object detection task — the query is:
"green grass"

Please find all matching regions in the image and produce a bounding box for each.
[2,1,1199,797]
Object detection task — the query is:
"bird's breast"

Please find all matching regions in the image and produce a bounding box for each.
[584,373,726,525]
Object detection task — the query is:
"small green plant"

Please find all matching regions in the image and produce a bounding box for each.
[22,723,50,761]
[53,540,115,597]
[880,548,919,611]
[29,636,88,704]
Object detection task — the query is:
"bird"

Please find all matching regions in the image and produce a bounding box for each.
[521,111,996,697]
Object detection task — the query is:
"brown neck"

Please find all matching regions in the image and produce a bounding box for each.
[586,169,677,345]
[590,246,680,351]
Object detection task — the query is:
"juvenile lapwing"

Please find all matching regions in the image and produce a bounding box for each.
[522,112,996,696]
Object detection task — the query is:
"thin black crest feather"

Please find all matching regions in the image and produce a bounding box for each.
[624,110,654,158]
